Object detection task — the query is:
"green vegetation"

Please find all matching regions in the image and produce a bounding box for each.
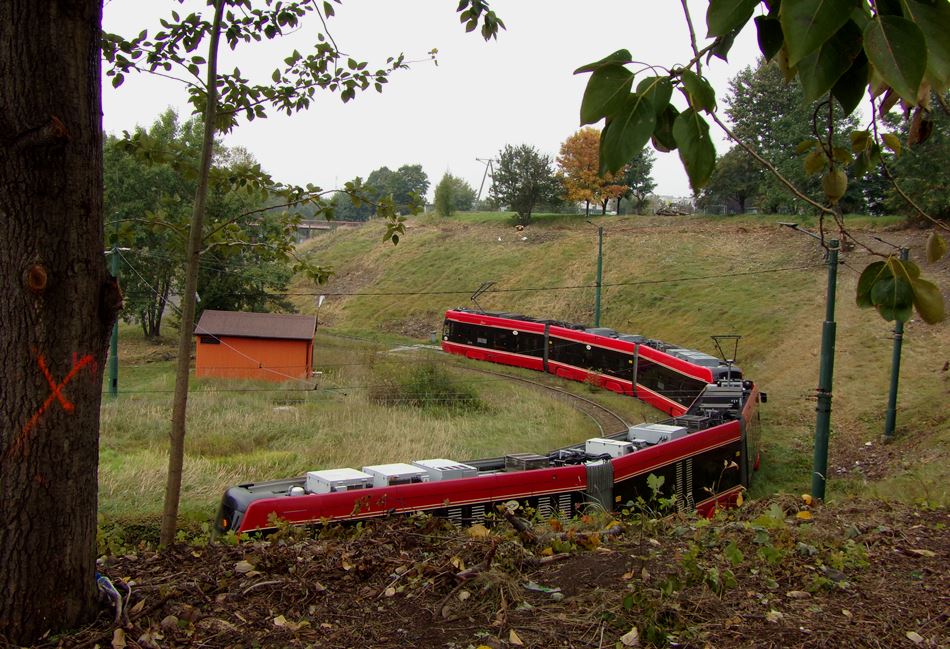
[102,213,949,531]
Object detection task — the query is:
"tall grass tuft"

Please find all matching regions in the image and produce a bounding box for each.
[369,361,486,414]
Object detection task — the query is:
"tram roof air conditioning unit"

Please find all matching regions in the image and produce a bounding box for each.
[627,423,688,445]
[504,453,549,472]
[305,468,374,494]
[411,458,478,481]
[361,463,430,487]
[585,438,635,458]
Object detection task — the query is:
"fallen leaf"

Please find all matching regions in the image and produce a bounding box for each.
[620,626,640,646]
[458,589,471,601]
[129,599,145,615]
[273,615,289,628]
[341,559,353,571]
[796,511,813,520]
[467,524,490,538]
[509,629,524,645]
[320,622,334,629]
[801,494,813,506]
[622,571,634,580]
[786,590,811,599]
[907,548,936,557]
[766,610,784,623]
[842,609,852,619]
[234,560,254,574]
[384,586,396,597]
[906,631,925,645]
[112,628,127,649]
[736,491,744,507]
[450,555,466,570]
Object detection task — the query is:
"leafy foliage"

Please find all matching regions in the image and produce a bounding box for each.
[556,128,627,215]
[576,1,948,323]
[620,148,657,214]
[434,173,476,217]
[489,144,561,226]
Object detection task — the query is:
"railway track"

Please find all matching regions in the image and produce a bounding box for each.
[451,363,630,437]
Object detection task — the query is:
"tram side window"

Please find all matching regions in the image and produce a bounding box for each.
[549,338,590,368]
[589,346,630,378]
[637,360,706,406]
[445,321,486,347]
[515,332,545,357]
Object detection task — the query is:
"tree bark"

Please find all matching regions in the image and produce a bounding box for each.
[0,0,114,643]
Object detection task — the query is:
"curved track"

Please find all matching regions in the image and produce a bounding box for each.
[452,364,630,437]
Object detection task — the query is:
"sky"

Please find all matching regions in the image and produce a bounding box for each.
[102,0,762,201]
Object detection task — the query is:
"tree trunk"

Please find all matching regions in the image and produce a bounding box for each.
[0,1,114,643]
[161,0,224,546]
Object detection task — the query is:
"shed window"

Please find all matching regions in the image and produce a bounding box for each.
[200,335,220,344]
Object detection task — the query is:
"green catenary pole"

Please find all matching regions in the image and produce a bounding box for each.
[883,247,909,441]
[109,220,119,397]
[812,239,839,501]
[594,225,603,327]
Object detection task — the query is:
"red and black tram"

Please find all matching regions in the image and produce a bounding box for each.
[214,310,762,536]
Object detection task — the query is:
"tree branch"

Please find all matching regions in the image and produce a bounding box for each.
[708,110,835,217]
[679,0,703,76]
[869,101,950,233]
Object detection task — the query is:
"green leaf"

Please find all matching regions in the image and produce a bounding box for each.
[797,20,864,102]
[574,49,633,74]
[796,139,819,154]
[636,76,673,116]
[872,274,915,321]
[580,65,634,125]
[679,69,717,112]
[863,15,927,103]
[910,276,946,323]
[881,132,902,156]
[112,73,124,88]
[804,147,827,175]
[707,0,759,38]
[832,51,869,115]
[779,0,855,67]
[927,231,948,263]
[673,108,716,190]
[755,16,784,61]
[850,129,871,153]
[723,540,744,566]
[600,93,656,173]
[708,31,738,63]
[652,104,679,152]
[901,0,950,91]
[832,146,852,163]
[856,261,888,308]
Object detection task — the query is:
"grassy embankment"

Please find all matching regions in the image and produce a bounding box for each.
[99,211,949,529]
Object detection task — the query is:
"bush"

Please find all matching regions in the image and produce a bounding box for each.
[369,362,485,414]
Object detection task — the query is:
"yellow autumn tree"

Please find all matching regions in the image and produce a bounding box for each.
[557,127,628,216]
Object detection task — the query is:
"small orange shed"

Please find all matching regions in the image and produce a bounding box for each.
[194,310,316,382]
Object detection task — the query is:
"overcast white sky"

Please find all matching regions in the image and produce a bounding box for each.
[102,1,761,200]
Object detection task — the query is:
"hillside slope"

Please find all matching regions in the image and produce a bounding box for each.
[294,213,950,505]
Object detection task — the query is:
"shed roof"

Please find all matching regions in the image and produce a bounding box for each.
[195,310,316,341]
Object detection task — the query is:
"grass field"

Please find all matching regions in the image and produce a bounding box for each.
[100,211,950,530]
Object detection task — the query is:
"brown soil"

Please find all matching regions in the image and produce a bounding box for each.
[23,498,948,649]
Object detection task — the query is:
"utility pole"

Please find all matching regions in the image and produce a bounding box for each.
[812,238,840,501]
[109,242,119,397]
[594,225,603,327]
[883,247,909,441]
[780,223,839,501]
[587,221,604,327]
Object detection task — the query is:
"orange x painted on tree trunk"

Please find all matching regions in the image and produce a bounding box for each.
[5,352,96,460]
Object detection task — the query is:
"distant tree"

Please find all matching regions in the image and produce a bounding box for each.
[364,164,429,215]
[557,127,627,216]
[620,148,656,214]
[885,93,950,221]
[490,144,561,225]
[697,146,762,214]
[725,61,861,213]
[392,164,430,213]
[434,172,476,216]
